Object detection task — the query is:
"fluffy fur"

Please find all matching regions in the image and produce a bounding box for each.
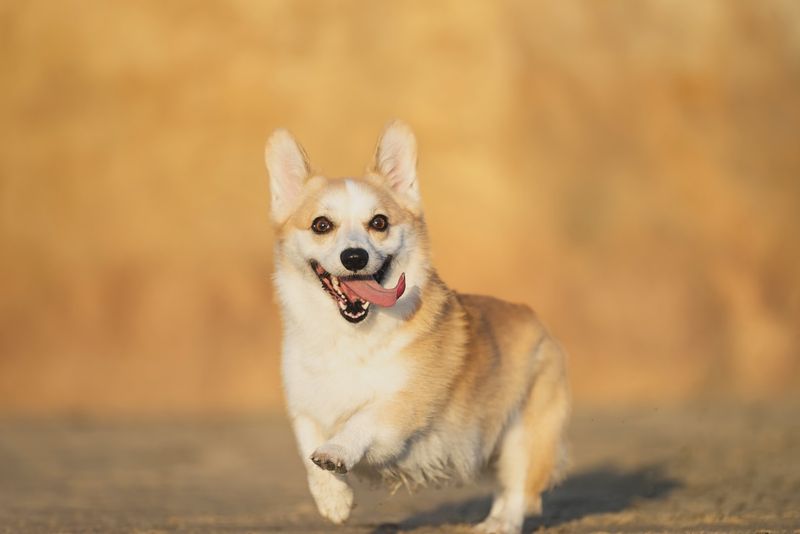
[265,121,570,534]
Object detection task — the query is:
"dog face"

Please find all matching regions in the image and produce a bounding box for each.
[267,122,427,324]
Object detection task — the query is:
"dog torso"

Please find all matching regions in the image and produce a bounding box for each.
[280,268,554,489]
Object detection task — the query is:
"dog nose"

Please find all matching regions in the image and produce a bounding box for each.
[340,248,369,272]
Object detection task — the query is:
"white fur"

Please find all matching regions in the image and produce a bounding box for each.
[281,324,412,434]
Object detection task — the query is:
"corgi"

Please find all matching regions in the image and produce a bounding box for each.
[265,121,570,534]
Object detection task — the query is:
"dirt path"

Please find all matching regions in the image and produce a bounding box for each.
[1,403,798,533]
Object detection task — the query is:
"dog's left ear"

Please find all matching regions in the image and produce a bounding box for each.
[372,120,420,211]
[265,129,311,224]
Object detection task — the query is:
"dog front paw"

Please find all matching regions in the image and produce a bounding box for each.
[311,443,349,474]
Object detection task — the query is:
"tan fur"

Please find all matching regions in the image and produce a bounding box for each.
[360,275,570,496]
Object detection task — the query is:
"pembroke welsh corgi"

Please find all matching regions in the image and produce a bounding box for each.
[265,121,570,534]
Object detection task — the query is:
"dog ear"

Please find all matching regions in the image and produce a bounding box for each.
[372,120,420,210]
[265,129,311,223]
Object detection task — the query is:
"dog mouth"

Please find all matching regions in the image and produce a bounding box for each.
[309,257,406,323]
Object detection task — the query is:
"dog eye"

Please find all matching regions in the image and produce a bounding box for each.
[369,214,389,232]
[311,216,334,234]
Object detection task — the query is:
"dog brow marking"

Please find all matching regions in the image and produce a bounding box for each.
[344,179,358,201]
[344,179,377,220]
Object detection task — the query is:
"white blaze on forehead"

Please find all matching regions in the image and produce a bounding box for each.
[318,180,379,223]
[344,179,379,220]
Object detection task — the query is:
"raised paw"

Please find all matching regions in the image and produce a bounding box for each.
[310,443,349,474]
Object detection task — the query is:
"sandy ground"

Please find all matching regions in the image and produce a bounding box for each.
[1,403,798,533]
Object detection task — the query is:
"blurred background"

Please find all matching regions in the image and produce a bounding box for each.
[1,1,798,416]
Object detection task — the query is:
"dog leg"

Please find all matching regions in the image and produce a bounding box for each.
[475,410,528,534]
[292,414,354,524]
[476,339,570,534]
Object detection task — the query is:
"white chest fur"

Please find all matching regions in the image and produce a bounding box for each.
[281,325,411,434]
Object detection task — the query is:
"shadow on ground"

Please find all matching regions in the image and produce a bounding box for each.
[372,464,681,533]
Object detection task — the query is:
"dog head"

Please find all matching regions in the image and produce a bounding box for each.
[266,121,429,325]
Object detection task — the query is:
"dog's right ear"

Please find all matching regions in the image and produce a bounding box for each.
[265,129,311,223]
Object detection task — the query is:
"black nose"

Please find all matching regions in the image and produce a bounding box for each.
[340,248,369,272]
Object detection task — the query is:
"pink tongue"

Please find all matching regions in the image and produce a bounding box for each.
[341,273,406,307]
